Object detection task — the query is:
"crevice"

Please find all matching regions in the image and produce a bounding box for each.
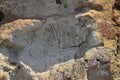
[55,0,62,4]
[113,0,120,10]
[60,39,87,49]
[112,0,120,54]
[0,10,4,22]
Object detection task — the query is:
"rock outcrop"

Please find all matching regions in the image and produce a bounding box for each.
[0,0,119,80]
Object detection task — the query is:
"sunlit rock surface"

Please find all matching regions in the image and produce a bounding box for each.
[0,0,119,80]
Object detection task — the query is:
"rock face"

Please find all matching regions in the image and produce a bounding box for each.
[0,0,119,80]
[84,47,114,80]
[0,15,101,72]
[0,0,104,24]
[10,47,115,80]
[0,0,102,19]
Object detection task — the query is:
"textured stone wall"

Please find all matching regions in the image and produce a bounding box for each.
[0,0,119,80]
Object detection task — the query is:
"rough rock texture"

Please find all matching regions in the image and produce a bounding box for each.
[0,0,120,80]
[10,47,115,80]
[0,15,102,73]
[0,0,102,19]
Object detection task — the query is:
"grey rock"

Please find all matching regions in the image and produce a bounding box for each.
[7,15,102,72]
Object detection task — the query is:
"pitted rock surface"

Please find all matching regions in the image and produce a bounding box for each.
[0,0,120,80]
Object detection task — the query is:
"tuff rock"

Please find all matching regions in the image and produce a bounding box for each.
[0,0,120,80]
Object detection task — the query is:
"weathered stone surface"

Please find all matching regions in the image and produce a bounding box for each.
[84,47,114,80]
[0,0,119,80]
[4,15,101,72]
[10,47,115,80]
[0,0,104,24]
[0,0,88,19]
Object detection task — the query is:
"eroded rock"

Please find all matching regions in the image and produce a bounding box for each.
[4,15,101,72]
[0,0,119,80]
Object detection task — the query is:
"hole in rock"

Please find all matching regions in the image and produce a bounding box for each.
[85,59,88,63]
[55,0,62,4]
[114,0,120,10]
[0,10,4,22]
[96,59,100,61]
